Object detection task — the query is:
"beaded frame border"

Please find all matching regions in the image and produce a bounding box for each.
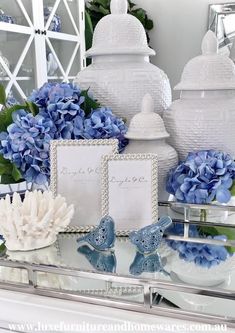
[50,139,119,233]
[101,153,158,236]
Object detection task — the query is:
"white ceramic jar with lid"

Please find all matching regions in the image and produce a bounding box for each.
[124,94,178,201]
[74,0,171,123]
[164,31,235,160]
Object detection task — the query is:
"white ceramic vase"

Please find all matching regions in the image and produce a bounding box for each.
[124,94,178,201]
[164,31,235,160]
[75,0,171,123]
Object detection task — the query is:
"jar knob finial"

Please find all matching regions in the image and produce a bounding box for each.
[141,93,154,114]
[110,0,128,14]
[201,30,218,55]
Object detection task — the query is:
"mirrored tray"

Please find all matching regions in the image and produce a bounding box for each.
[0,200,235,326]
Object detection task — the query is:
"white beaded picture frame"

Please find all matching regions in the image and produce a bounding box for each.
[50,139,119,231]
[101,154,158,234]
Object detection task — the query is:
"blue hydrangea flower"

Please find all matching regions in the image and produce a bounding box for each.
[0,110,56,184]
[167,235,229,268]
[166,150,235,204]
[29,82,82,106]
[81,107,128,152]
[0,83,128,184]
[166,223,231,268]
[167,222,198,238]
[29,83,85,140]
[29,82,57,108]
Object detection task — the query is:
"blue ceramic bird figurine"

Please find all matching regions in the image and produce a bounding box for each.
[77,216,115,251]
[78,245,116,273]
[129,216,172,254]
[129,251,169,276]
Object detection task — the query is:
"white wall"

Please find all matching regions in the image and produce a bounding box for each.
[134,0,232,97]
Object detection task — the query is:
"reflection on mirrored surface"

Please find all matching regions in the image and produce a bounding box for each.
[0,197,234,320]
[129,251,169,277]
[0,230,234,317]
[209,3,235,56]
[77,245,116,273]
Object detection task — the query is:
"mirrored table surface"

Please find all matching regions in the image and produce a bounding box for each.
[0,232,235,324]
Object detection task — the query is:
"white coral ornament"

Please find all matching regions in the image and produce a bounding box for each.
[0,191,74,251]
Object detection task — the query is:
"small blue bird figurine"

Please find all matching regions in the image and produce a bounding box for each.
[78,245,116,273]
[129,216,172,254]
[129,251,169,276]
[77,216,115,251]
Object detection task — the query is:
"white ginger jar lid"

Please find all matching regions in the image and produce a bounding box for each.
[125,94,169,140]
[175,30,235,91]
[86,0,155,57]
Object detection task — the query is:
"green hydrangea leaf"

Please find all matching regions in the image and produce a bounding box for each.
[0,164,8,175]
[200,225,235,254]
[1,174,15,184]
[145,19,154,30]
[1,173,23,184]
[85,10,94,53]
[0,162,12,175]
[81,89,100,116]
[25,101,39,116]
[98,5,109,15]
[128,0,136,10]
[4,105,25,128]
[88,4,103,13]
[0,155,14,176]
[0,104,26,132]
[0,84,6,107]
[230,181,235,197]
[131,9,146,24]
[95,0,110,7]
[12,164,23,182]
[0,155,23,184]
[199,226,218,237]
[213,226,235,254]
[0,155,7,164]
[0,113,7,132]
[0,243,6,257]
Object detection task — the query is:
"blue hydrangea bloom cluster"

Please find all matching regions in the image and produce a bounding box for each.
[82,108,128,151]
[166,223,230,268]
[30,82,86,140]
[0,110,55,184]
[0,83,127,184]
[166,150,235,204]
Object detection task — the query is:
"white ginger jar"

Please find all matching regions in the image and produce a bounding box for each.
[164,31,235,161]
[74,0,171,123]
[124,94,178,201]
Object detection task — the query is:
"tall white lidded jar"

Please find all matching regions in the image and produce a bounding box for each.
[164,31,235,160]
[74,0,171,123]
[124,94,178,201]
